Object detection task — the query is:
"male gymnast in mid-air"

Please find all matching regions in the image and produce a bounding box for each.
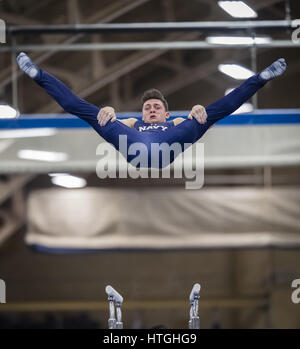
[17,52,286,168]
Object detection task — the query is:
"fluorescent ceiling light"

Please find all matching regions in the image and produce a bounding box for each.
[218,1,257,18]
[206,36,271,45]
[50,174,87,189]
[218,64,255,80]
[18,149,68,162]
[0,128,57,139]
[0,105,19,119]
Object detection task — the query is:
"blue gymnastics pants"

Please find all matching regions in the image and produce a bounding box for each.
[34,70,266,168]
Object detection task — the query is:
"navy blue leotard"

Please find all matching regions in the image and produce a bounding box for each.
[34,70,266,168]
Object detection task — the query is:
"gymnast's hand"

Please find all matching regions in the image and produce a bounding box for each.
[188,105,207,124]
[97,106,117,126]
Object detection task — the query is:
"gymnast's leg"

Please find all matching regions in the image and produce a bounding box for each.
[16,52,142,150]
[17,53,99,122]
[171,58,287,145]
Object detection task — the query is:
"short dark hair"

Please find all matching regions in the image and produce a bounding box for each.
[141,88,168,111]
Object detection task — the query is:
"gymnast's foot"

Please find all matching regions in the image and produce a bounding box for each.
[259,58,287,81]
[17,52,40,79]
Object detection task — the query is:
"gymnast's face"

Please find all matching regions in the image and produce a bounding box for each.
[142,99,170,124]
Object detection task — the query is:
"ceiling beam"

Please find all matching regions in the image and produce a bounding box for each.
[119,49,256,111]
[0,174,35,205]
[0,0,151,90]
[42,64,89,90]
[0,11,43,25]
[0,210,24,246]
[67,0,80,24]
[37,32,200,113]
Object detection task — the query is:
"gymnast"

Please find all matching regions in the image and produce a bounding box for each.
[17,52,286,168]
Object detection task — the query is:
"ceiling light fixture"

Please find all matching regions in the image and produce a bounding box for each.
[206,36,271,45]
[218,1,257,18]
[50,174,87,189]
[17,149,68,162]
[0,104,19,119]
